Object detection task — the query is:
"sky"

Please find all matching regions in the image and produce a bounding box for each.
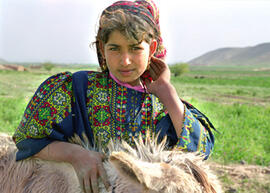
[1,0,270,64]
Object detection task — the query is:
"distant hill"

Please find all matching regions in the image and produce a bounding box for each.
[188,43,270,66]
[0,58,8,65]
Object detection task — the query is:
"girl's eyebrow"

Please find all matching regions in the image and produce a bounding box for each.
[106,43,140,46]
[106,44,119,47]
[130,43,140,47]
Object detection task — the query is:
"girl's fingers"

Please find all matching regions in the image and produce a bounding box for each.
[98,164,111,191]
[78,177,85,193]
[90,172,99,193]
[149,59,162,78]
[148,67,158,80]
[149,61,160,75]
[150,56,167,73]
[83,176,92,193]
[151,56,166,70]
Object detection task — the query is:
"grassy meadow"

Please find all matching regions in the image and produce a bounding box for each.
[0,65,269,166]
[172,65,270,166]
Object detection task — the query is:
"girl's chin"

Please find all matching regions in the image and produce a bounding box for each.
[118,77,141,86]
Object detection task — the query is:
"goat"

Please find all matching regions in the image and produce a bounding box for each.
[0,132,222,193]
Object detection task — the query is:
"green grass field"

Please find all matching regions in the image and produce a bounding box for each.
[172,65,270,165]
[0,65,269,166]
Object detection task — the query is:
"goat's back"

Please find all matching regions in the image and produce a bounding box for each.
[0,134,80,193]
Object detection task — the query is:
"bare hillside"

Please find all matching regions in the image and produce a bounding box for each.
[189,43,270,66]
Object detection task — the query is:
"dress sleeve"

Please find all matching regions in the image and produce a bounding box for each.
[12,72,73,161]
[155,100,216,159]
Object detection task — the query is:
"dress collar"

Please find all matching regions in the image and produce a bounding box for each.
[109,72,146,93]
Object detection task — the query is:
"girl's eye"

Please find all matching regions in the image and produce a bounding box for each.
[109,47,119,51]
[132,47,142,51]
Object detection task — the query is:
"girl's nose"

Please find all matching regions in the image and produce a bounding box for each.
[121,52,131,66]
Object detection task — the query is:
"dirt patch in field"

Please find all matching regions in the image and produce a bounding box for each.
[198,94,270,106]
[220,94,270,106]
[211,163,270,193]
[253,67,270,72]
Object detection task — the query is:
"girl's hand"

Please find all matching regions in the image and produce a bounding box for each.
[71,150,110,193]
[144,57,185,138]
[144,56,171,96]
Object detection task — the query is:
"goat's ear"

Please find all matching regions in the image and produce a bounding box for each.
[109,152,164,191]
[109,152,144,185]
[185,159,217,193]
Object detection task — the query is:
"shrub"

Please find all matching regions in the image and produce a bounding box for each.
[42,62,55,71]
[170,63,189,77]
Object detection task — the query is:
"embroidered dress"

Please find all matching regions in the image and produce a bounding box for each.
[13,71,215,161]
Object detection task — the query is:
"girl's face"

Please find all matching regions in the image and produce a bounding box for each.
[101,30,156,86]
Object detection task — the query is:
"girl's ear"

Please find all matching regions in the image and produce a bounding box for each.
[149,40,157,57]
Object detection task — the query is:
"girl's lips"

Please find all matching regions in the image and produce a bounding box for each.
[119,69,134,76]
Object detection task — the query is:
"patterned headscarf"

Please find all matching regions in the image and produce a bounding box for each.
[96,0,166,71]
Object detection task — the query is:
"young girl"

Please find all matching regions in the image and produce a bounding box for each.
[13,0,216,192]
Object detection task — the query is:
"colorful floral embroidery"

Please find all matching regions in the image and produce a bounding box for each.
[13,71,214,160]
[175,105,210,156]
[13,72,72,144]
[86,72,166,148]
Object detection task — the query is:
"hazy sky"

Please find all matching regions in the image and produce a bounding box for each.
[1,0,270,64]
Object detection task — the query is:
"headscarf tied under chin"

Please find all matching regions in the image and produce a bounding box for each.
[96,0,166,71]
